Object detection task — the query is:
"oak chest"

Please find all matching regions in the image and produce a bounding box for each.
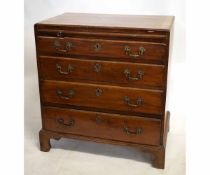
[34,13,174,169]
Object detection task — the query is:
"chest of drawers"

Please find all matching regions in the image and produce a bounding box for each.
[34,13,174,169]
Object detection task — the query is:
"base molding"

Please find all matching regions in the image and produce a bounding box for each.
[39,111,170,169]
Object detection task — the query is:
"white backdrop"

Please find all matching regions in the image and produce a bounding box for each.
[25,1,185,175]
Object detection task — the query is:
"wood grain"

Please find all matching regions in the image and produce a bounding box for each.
[40,80,164,115]
[36,29,168,43]
[42,106,161,145]
[34,13,174,169]
[37,36,167,62]
[39,56,165,89]
[39,111,170,169]
[37,13,174,31]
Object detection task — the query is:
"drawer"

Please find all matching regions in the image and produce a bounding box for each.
[42,107,161,146]
[39,56,165,88]
[40,81,163,115]
[37,37,167,62]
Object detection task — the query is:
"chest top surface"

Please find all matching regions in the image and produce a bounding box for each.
[37,13,174,31]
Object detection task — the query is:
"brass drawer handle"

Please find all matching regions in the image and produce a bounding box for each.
[123,126,142,135]
[125,46,146,57]
[57,118,75,127]
[56,89,75,100]
[124,96,142,107]
[56,64,74,75]
[124,69,144,81]
[53,40,73,53]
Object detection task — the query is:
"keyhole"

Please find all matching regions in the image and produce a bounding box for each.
[96,88,102,96]
[94,43,101,52]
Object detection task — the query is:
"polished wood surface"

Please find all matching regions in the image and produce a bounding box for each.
[39,56,165,88]
[38,13,174,31]
[37,36,167,62]
[35,13,174,169]
[36,28,168,43]
[40,80,163,115]
[42,107,161,145]
[39,111,170,169]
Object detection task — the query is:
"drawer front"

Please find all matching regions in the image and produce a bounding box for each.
[39,56,165,88]
[42,107,161,146]
[37,37,167,62]
[40,81,163,115]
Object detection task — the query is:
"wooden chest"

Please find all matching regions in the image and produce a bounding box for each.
[34,13,174,169]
